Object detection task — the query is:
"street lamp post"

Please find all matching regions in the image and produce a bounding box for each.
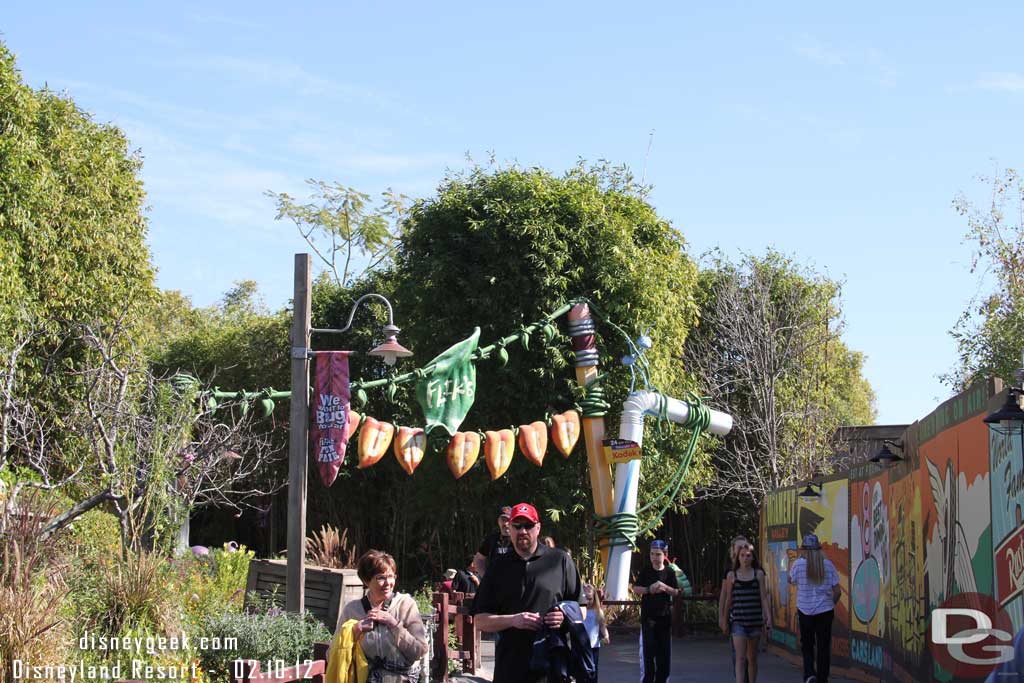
[311,292,413,365]
[287,255,413,614]
[287,254,312,613]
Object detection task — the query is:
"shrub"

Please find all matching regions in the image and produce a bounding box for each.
[411,581,435,614]
[69,551,175,637]
[64,508,122,561]
[305,525,357,569]
[195,609,330,683]
[0,495,69,683]
[176,544,254,624]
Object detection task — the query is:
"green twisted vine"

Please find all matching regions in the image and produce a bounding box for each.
[594,393,712,551]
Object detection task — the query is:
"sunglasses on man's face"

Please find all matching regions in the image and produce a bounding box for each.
[511,521,536,531]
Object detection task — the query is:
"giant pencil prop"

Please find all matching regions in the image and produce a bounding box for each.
[567,304,614,572]
[604,392,733,600]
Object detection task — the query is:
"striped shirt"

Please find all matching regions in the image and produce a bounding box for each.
[728,571,764,627]
[788,557,839,616]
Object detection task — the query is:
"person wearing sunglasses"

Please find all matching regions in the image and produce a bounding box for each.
[632,539,681,683]
[473,502,584,683]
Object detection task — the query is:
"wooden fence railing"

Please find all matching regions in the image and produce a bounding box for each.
[605,593,720,637]
[431,590,480,681]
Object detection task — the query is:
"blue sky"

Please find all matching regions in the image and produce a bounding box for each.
[4,3,1023,425]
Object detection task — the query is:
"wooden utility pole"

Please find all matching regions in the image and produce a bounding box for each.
[287,254,312,613]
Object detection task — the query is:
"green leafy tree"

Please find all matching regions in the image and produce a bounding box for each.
[267,181,409,287]
[0,40,156,353]
[946,169,1024,388]
[306,162,705,580]
[683,250,875,505]
[153,281,290,393]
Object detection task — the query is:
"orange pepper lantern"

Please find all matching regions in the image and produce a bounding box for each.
[518,421,548,466]
[358,417,394,468]
[550,410,581,458]
[447,431,481,479]
[484,429,515,479]
[393,426,426,476]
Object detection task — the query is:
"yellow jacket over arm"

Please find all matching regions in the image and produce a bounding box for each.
[325,619,368,683]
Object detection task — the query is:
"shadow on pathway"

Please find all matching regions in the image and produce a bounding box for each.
[449,633,858,682]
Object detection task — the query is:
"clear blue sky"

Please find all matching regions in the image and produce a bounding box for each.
[5,3,1023,425]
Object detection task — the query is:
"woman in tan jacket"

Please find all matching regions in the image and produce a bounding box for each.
[340,549,429,683]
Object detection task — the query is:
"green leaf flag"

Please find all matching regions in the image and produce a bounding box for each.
[416,327,480,435]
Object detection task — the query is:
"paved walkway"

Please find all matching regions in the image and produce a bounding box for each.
[449,634,857,682]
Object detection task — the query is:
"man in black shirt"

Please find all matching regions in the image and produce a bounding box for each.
[632,539,681,683]
[473,502,583,683]
[452,561,480,594]
[474,505,512,575]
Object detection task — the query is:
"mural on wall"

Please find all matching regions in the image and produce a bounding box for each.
[764,487,799,650]
[920,416,992,610]
[888,467,925,675]
[990,425,1024,630]
[758,380,1003,683]
[920,395,994,682]
[850,466,890,673]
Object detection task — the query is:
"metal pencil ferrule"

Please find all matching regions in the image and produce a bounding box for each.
[566,318,596,337]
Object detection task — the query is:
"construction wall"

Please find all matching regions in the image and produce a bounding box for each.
[760,380,1009,682]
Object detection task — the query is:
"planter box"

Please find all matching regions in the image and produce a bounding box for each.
[244,559,364,632]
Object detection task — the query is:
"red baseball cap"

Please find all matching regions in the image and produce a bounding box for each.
[509,503,539,524]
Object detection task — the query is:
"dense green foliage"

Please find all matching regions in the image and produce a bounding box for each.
[306,162,705,581]
[59,543,258,681]
[154,281,290,392]
[196,610,330,682]
[0,41,158,536]
[0,40,155,346]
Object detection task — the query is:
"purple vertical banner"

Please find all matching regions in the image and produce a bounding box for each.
[311,351,351,487]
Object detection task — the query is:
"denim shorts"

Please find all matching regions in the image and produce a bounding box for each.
[731,622,762,638]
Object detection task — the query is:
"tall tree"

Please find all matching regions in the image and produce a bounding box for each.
[0,40,156,345]
[305,162,706,580]
[946,168,1024,388]
[683,250,875,505]
[267,181,409,287]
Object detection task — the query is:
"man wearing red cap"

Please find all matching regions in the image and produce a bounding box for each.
[473,502,584,683]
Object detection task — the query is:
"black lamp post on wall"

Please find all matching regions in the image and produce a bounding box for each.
[984,387,1024,460]
[870,440,904,468]
[798,482,822,501]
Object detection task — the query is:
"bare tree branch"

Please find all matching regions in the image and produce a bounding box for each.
[0,320,286,551]
[684,252,847,506]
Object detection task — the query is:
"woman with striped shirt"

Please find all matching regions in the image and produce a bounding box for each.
[787,534,840,683]
[724,543,772,683]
